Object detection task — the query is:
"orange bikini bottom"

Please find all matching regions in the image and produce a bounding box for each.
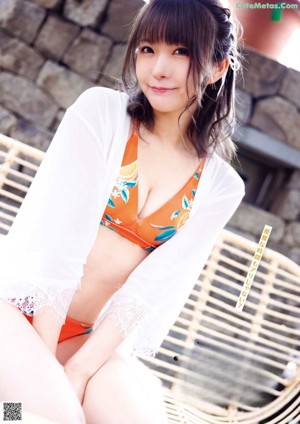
[24,314,94,343]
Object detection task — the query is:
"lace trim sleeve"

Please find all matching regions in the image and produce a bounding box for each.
[94,289,162,358]
[1,281,77,324]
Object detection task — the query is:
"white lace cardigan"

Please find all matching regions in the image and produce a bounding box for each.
[0,87,245,357]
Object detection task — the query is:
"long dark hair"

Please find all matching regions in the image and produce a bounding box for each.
[117,0,244,163]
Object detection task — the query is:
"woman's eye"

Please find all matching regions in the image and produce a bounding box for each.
[175,48,190,56]
[140,46,153,54]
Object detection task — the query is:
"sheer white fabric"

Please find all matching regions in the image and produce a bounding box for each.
[0,87,245,357]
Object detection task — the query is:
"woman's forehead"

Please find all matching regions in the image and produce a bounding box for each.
[138,39,188,46]
[136,14,194,46]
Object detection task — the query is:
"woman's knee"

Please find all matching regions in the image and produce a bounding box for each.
[82,353,167,424]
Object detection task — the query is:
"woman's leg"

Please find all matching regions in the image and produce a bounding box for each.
[56,323,168,423]
[82,352,168,424]
[0,299,86,424]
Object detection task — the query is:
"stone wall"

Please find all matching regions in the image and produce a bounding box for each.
[0,0,299,263]
[231,47,300,263]
[0,0,143,151]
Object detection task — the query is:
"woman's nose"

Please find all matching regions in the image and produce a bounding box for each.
[151,54,170,79]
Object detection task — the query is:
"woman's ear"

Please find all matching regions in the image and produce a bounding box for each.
[207,56,230,85]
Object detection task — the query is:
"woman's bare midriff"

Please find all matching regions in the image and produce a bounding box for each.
[66,225,150,323]
[67,119,202,324]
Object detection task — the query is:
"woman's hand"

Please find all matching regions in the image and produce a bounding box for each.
[64,361,90,405]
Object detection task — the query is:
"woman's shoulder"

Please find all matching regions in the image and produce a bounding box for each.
[69,86,130,111]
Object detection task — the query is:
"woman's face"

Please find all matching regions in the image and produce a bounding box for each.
[135,41,198,117]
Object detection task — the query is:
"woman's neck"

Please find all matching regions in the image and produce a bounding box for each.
[143,108,198,154]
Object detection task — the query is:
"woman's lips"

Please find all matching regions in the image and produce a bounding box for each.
[150,86,176,94]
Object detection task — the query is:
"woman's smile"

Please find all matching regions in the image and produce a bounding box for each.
[150,86,177,94]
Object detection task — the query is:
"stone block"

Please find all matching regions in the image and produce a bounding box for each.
[229,202,285,242]
[10,119,53,152]
[0,30,44,79]
[99,43,126,87]
[270,188,300,221]
[279,67,300,109]
[64,0,108,27]
[51,109,65,132]
[34,15,80,61]
[0,0,46,44]
[235,88,252,125]
[267,239,292,258]
[36,60,93,109]
[0,72,58,127]
[101,0,144,42]
[0,105,17,134]
[63,29,112,81]
[286,170,300,190]
[283,222,300,248]
[250,96,300,150]
[290,247,300,264]
[236,48,286,97]
[30,0,62,9]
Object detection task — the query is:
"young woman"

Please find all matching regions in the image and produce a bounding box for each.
[0,0,245,422]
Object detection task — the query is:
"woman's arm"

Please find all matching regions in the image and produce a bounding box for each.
[32,307,63,355]
[63,313,127,404]
[64,312,126,379]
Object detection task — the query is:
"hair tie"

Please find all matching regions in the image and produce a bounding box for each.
[228,53,240,72]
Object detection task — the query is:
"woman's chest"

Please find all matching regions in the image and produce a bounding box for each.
[136,137,202,220]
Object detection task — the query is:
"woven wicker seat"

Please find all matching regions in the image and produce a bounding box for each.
[1,133,300,423]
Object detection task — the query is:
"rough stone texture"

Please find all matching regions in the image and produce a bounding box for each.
[51,109,65,132]
[101,0,144,42]
[250,96,300,150]
[0,30,44,79]
[34,15,80,61]
[290,247,300,264]
[98,43,127,87]
[286,170,300,190]
[235,88,252,125]
[270,189,300,221]
[0,105,17,134]
[279,67,300,109]
[64,0,108,27]
[10,119,53,152]
[0,72,58,127]
[0,0,46,44]
[283,222,300,248]
[226,227,257,243]
[36,60,93,109]
[31,0,62,8]
[229,202,285,242]
[236,48,286,97]
[63,29,112,81]
[267,239,293,258]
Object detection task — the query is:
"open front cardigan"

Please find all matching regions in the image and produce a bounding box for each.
[0,87,245,357]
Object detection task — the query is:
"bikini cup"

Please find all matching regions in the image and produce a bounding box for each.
[100,124,206,251]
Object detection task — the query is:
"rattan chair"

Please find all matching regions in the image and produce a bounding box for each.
[1,133,300,424]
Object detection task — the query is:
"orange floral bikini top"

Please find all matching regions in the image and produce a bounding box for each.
[100,123,206,252]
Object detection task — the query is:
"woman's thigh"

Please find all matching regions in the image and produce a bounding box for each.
[82,352,168,424]
[0,300,85,424]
